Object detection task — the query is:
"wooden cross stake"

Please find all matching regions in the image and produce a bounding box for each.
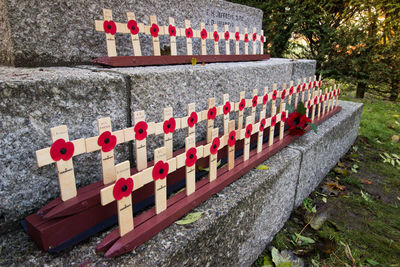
[237,91,245,130]
[200,22,207,55]
[243,116,254,161]
[223,94,230,135]
[257,109,265,153]
[184,20,193,55]
[251,89,258,119]
[149,15,161,56]
[154,147,168,214]
[224,25,230,55]
[269,105,277,146]
[252,27,257,55]
[35,125,86,201]
[101,9,117,57]
[279,85,287,140]
[213,24,219,55]
[235,26,240,55]
[317,89,322,118]
[100,161,133,237]
[228,120,236,170]
[206,98,216,143]
[209,128,219,182]
[163,107,174,159]
[288,80,294,109]
[134,111,148,171]
[322,87,328,116]
[336,84,340,107]
[169,17,177,56]
[262,86,268,114]
[185,136,196,196]
[311,91,317,122]
[260,30,265,54]
[244,27,249,55]
[295,79,300,109]
[127,12,142,56]
[187,103,196,138]
[301,77,307,103]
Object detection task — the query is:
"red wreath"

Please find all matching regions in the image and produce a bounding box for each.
[201,29,208,39]
[50,139,74,161]
[252,33,257,41]
[98,131,117,152]
[207,107,217,120]
[113,178,133,201]
[163,118,176,134]
[134,121,148,141]
[239,98,246,111]
[127,20,139,35]
[185,27,193,38]
[103,20,117,35]
[263,93,268,105]
[244,33,249,42]
[235,32,240,41]
[213,31,219,42]
[185,147,197,167]
[259,118,266,131]
[286,111,311,136]
[281,111,287,122]
[152,160,169,180]
[281,89,287,100]
[168,25,177,36]
[187,112,198,128]
[245,124,253,139]
[223,101,231,115]
[271,115,277,127]
[210,137,220,155]
[224,31,230,41]
[228,130,236,147]
[252,95,258,107]
[150,23,159,37]
[272,90,278,100]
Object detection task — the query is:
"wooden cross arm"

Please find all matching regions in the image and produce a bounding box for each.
[95,20,145,34]
[124,122,156,141]
[36,138,86,167]
[100,183,115,206]
[85,129,125,153]
[153,118,182,135]
[180,112,201,128]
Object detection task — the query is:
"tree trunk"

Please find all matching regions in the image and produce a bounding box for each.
[356,81,367,98]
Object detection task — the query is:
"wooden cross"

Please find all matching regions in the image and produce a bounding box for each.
[243,116,254,161]
[213,24,219,55]
[149,15,161,56]
[252,27,257,55]
[163,107,176,159]
[134,111,148,171]
[223,94,230,135]
[269,105,277,146]
[279,84,287,140]
[224,25,230,55]
[244,27,249,55]
[251,89,258,119]
[322,87,328,116]
[208,128,219,182]
[295,79,301,109]
[227,120,236,170]
[235,26,240,55]
[100,161,133,237]
[311,91,317,121]
[200,22,207,55]
[301,77,307,103]
[95,9,117,57]
[154,147,168,214]
[260,30,265,54]
[85,117,125,185]
[36,125,86,201]
[288,80,294,109]
[317,89,323,118]
[237,91,246,130]
[184,20,193,55]
[187,103,197,138]
[262,86,268,114]
[206,98,216,143]
[185,136,197,196]
[168,17,177,56]
[336,84,340,107]
[257,109,265,153]
[127,12,142,56]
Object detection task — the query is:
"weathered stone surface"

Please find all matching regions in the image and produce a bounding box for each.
[0,66,129,233]
[289,100,363,207]
[0,0,262,67]
[0,147,301,267]
[104,58,316,164]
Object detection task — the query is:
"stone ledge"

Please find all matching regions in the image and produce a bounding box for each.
[0,100,361,266]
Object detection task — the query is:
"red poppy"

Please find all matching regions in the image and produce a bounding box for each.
[207,107,217,120]
[163,118,176,134]
[210,137,220,155]
[272,89,278,100]
[318,80,322,88]
[260,35,264,43]
[185,147,197,167]
[302,83,306,92]
[134,121,148,141]
[224,31,230,41]
[259,118,266,131]
[103,20,117,35]
[281,111,287,122]
[252,95,258,107]
[127,20,139,35]
[152,160,169,180]
[337,88,340,95]
[263,93,268,104]
[187,112,198,128]
[228,130,236,147]
[245,124,253,138]
[201,28,208,39]
[97,131,117,152]
[287,112,307,130]
[313,81,317,88]
[281,89,287,100]
[150,23,159,37]
[113,177,133,201]
[50,138,74,161]
[168,25,177,36]
[308,81,312,89]
[252,33,257,41]
[271,115,277,127]
[319,95,323,103]
[235,32,240,41]
[296,84,301,93]
[314,96,318,105]
[239,98,246,111]
[223,101,231,115]
[244,33,249,42]
[329,92,332,99]
[307,100,311,109]
[324,94,328,101]
[289,86,294,95]
[213,31,219,42]
[185,27,193,38]
[334,90,337,97]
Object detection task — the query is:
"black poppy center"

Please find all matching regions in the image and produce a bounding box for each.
[131,26,136,30]
[190,118,194,123]
[247,130,250,134]
[213,144,217,149]
[60,148,67,154]
[139,129,143,134]
[121,185,128,192]
[108,25,111,29]
[231,136,234,140]
[159,168,164,174]
[167,124,171,129]
[189,154,194,159]
[294,118,300,125]
[210,111,213,116]
[104,138,110,144]
[225,107,228,111]
[153,28,157,32]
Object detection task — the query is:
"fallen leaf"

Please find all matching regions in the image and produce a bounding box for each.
[393,115,400,118]
[391,135,400,143]
[326,181,345,191]
[337,161,346,168]
[201,62,206,66]
[333,167,350,176]
[191,57,197,65]
[340,241,355,265]
[360,179,372,185]
[256,164,270,170]
[310,207,331,230]
[175,212,202,225]
[295,233,315,245]
[367,259,380,266]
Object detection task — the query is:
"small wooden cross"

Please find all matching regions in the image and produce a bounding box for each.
[224,25,230,55]
[269,105,277,146]
[295,79,301,109]
[187,103,197,138]
[206,98,216,143]
[244,27,249,55]
[185,136,197,196]
[184,20,193,55]
[260,30,265,54]
[213,24,220,55]
[222,94,230,135]
[235,26,240,55]
[94,9,117,57]
[200,22,208,55]
[208,128,219,182]
[237,91,246,130]
[85,117,125,185]
[154,147,168,214]
[227,120,236,170]
[163,107,176,160]
[243,116,254,161]
[257,109,265,153]
[252,27,257,55]
[168,17,178,56]
[149,15,161,56]
[251,89,258,119]
[35,125,86,201]
[279,84,287,140]
[100,161,134,236]
[126,12,142,56]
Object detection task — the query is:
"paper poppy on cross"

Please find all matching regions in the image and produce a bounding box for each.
[127,20,139,35]
[97,131,117,152]
[168,25,177,36]
[50,139,74,161]
[103,20,117,35]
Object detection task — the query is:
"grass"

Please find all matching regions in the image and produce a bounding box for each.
[253,86,400,267]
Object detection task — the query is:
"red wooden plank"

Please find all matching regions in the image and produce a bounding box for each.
[92,54,270,67]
